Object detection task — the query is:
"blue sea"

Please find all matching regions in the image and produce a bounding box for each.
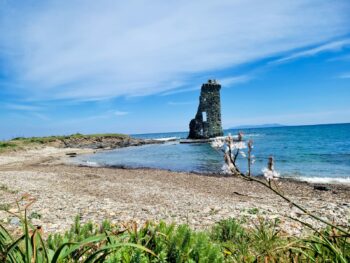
[76,123,350,183]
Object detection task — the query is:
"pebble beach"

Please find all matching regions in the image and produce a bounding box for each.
[0,146,349,236]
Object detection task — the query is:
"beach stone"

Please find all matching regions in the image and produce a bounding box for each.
[10,217,20,226]
[8,208,18,213]
[203,207,211,213]
[314,185,331,191]
[31,218,42,226]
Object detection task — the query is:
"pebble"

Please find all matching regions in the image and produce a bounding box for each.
[10,217,20,226]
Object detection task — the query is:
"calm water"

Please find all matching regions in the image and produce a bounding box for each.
[76,123,350,183]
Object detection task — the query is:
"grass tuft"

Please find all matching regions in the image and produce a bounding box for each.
[0,133,130,153]
[11,133,129,144]
[1,214,349,262]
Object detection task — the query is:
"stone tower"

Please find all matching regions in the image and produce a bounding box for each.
[188,79,224,139]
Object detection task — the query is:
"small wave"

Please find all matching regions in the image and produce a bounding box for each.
[245,133,264,137]
[84,161,100,167]
[224,133,263,138]
[298,176,350,184]
[151,137,179,142]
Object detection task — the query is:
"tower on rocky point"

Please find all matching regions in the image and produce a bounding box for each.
[188,79,224,139]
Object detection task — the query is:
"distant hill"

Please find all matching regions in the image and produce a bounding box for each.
[228,123,286,129]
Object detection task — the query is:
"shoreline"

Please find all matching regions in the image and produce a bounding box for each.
[0,146,349,236]
[75,159,350,186]
[68,137,350,186]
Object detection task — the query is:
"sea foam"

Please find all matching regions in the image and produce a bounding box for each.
[301,176,350,184]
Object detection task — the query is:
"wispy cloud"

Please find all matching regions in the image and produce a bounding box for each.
[48,110,128,126]
[220,75,252,87]
[161,74,251,96]
[337,72,350,79]
[168,101,196,106]
[31,112,50,121]
[114,110,129,116]
[160,86,200,96]
[0,1,349,100]
[4,103,42,111]
[328,54,350,62]
[271,39,350,64]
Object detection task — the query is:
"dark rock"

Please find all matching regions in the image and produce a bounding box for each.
[59,136,164,150]
[188,79,223,139]
[314,185,331,191]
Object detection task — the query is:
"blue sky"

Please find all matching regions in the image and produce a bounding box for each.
[1,0,350,139]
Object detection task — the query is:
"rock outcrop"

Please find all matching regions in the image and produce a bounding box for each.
[57,136,163,149]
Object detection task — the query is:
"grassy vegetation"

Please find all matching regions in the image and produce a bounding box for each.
[1,214,349,262]
[11,133,129,144]
[0,133,129,152]
[0,142,17,152]
[0,184,17,194]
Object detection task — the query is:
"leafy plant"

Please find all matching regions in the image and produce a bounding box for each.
[1,208,349,262]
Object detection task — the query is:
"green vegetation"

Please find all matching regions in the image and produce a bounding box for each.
[0,184,18,194]
[29,212,42,220]
[0,133,129,152]
[247,207,259,215]
[0,142,17,152]
[0,204,10,211]
[11,133,129,144]
[1,214,349,262]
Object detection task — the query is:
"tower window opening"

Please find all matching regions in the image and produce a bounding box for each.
[202,112,207,122]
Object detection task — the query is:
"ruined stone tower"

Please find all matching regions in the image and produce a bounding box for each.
[188,79,223,139]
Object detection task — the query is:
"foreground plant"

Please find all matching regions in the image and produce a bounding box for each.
[0,195,155,263]
[1,209,349,262]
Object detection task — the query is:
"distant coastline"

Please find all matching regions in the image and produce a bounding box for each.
[229,122,350,130]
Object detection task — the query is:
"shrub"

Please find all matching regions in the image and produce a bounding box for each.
[1,213,349,262]
[0,142,17,150]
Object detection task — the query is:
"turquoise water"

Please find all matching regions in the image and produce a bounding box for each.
[77,123,350,183]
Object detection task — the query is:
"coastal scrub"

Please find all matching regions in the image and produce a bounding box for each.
[1,204,349,262]
[0,133,130,153]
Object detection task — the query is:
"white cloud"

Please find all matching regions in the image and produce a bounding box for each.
[0,0,349,100]
[168,101,196,106]
[220,75,252,87]
[161,74,252,95]
[4,103,42,111]
[271,39,350,64]
[31,112,50,121]
[338,72,350,79]
[114,110,129,116]
[328,54,350,62]
[160,86,201,96]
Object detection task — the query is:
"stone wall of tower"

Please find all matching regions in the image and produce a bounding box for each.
[188,80,224,139]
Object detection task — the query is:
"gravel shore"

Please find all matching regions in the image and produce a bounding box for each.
[0,146,349,236]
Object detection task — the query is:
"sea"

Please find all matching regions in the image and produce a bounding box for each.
[76,123,350,183]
